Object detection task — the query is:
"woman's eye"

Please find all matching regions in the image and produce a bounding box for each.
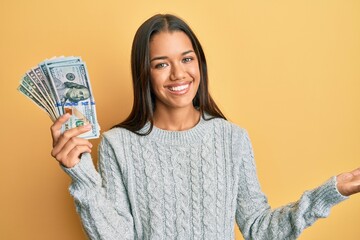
[182,57,193,63]
[155,63,168,69]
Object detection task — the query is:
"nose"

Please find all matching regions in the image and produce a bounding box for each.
[170,63,185,81]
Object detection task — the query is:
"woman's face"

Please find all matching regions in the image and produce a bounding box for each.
[149,30,200,112]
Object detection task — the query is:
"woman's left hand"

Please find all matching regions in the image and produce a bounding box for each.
[336,168,360,196]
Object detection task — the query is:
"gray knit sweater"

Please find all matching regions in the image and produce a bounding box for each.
[63,116,347,240]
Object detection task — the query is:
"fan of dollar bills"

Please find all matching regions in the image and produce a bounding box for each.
[17,56,100,139]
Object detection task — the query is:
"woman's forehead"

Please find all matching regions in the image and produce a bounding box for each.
[149,31,193,56]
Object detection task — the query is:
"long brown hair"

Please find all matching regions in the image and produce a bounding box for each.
[113,14,226,134]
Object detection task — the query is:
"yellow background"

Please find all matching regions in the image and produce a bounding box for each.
[1,0,359,239]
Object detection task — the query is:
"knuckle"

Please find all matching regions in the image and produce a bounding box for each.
[63,131,71,139]
[69,137,76,144]
[73,145,81,152]
[56,153,68,164]
[50,150,56,158]
[54,154,62,162]
[50,124,56,132]
[74,146,88,155]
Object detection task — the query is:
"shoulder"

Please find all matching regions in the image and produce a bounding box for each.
[204,115,248,140]
[203,115,252,150]
[230,122,249,142]
[102,126,128,139]
[224,121,253,158]
[100,126,140,148]
[98,127,141,169]
[205,117,253,160]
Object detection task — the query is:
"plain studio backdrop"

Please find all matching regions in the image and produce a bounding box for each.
[0,1,359,239]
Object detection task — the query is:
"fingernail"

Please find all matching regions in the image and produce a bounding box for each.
[83,124,92,129]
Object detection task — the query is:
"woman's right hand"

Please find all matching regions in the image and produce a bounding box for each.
[50,113,93,168]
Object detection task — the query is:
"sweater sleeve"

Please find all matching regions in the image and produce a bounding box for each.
[61,136,134,240]
[233,128,348,240]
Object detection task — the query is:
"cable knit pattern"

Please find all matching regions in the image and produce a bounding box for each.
[130,135,149,239]
[214,120,226,239]
[156,143,176,239]
[172,147,191,239]
[141,137,164,239]
[189,145,201,240]
[201,129,216,239]
[62,115,348,240]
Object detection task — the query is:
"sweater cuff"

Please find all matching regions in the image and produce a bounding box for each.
[61,153,101,191]
[311,176,348,216]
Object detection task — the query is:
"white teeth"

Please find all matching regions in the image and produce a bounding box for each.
[169,84,189,92]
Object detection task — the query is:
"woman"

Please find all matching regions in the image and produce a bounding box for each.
[51,14,360,239]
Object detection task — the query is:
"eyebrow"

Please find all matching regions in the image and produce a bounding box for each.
[150,50,194,62]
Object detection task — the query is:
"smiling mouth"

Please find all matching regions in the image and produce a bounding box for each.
[167,83,189,92]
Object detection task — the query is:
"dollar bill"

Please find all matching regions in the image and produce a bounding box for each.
[46,61,100,139]
[17,56,100,139]
[20,74,57,120]
[17,84,57,122]
[32,66,59,116]
[26,69,58,118]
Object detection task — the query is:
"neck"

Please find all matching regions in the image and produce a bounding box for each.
[153,106,200,131]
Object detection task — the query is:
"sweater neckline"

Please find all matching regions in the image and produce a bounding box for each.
[140,114,211,145]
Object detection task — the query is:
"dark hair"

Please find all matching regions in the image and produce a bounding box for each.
[113,14,226,134]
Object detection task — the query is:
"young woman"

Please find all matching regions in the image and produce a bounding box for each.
[51,14,360,239]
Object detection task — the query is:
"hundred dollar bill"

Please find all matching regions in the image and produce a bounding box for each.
[26,69,58,118]
[20,74,57,120]
[39,56,81,80]
[46,61,100,139]
[39,57,82,110]
[17,79,57,121]
[32,66,60,117]
[17,56,100,139]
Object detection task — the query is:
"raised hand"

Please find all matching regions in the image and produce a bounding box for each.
[336,168,360,196]
[50,113,93,168]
